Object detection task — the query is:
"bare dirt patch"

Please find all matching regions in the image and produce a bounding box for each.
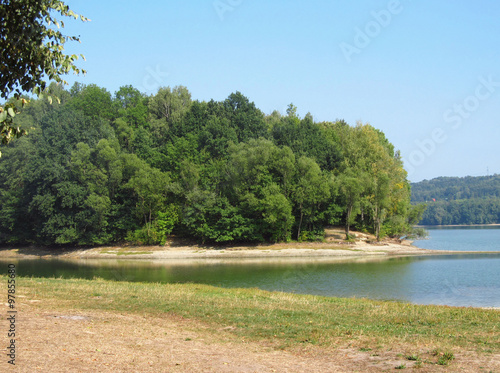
[4,301,499,372]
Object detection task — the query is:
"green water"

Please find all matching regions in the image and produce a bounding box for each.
[4,227,499,308]
[5,252,500,308]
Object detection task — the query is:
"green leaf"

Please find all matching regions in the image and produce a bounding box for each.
[7,108,15,117]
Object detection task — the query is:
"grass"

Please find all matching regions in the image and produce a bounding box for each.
[434,349,455,366]
[11,275,500,354]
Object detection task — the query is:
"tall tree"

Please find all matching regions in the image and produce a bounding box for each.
[337,167,366,238]
[292,156,330,240]
[148,86,192,141]
[125,165,171,237]
[223,92,267,142]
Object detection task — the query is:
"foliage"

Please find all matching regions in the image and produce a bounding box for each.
[0,0,88,98]
[412,175,500,202]
[418,198,500,225]
[412,175,500,225]
[0,0,88,146]
[0,100,28,155]
[0,83,416,246]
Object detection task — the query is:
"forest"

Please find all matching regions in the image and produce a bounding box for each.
[411,175,500,225]
[0,83,422,246]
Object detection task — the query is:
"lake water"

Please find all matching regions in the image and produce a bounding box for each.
[412,225,500,252]
[4,227,500,308]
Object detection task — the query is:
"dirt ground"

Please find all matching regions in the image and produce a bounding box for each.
[3,300,499,373]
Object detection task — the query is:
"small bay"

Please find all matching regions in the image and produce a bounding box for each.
[4,226,499,309]
[4,250,500,309]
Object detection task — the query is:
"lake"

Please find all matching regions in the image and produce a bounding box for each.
[412,225,500,252]
[4,227,500,308]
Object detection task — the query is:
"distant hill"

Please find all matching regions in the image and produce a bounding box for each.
[411,175,500,225]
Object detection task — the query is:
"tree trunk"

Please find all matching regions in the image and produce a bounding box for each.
[345,204,352,239]
[147,208,152,236]
[297,207,304,241]
[374,206,381,241]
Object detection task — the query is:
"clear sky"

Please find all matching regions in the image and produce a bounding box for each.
[60,0,500,182]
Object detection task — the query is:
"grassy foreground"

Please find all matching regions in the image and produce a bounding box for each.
[12,276,500,355]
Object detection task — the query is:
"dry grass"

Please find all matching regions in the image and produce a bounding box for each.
[3,275,499,371]
[14,277,500,352]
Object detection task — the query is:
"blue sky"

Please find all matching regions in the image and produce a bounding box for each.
[61,0,500,182]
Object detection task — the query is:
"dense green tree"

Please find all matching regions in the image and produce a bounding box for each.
[225,139,296,241]
[0,0,88,98]
[126,165,171,235]
[148,86,192,142]
[181,190,250,243]
[260,184,294,242]
[0,0,88,146]
[337,167,366,238]
[412,175,500,225]
[334,123,413,240]
[292,156,330,240]
[271,110,341,171]
[114,85,149,128]
[223,92,268,142]
[0,82,419,246]
[412,175,500,202]
[198,116,238,158]
[69,84,115,120]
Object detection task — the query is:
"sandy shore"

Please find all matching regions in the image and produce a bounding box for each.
[62,240,438,260]
[2,228,497,261]
[0,236,451,261]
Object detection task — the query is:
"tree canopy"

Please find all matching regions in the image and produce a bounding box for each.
[411,175,500,225]
[0,83,422,246]
[0,0,88,149]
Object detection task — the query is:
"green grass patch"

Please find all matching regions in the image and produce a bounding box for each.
[11,276,500,353]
